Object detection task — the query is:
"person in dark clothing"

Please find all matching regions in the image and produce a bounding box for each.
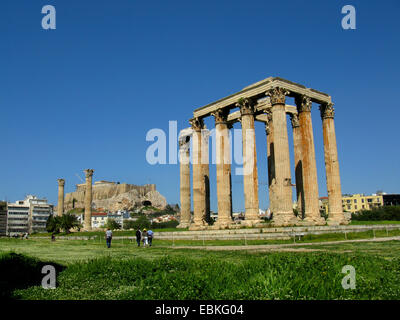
[105,228,112,248]
[135,228,142,247]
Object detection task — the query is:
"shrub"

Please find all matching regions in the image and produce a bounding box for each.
[105,218,121,230]
[351,206,400,221]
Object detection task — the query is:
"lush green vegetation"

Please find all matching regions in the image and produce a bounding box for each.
[46,213,81,234]
[1,236,400,300]
[350,220,400,225]
[351,206,400,221]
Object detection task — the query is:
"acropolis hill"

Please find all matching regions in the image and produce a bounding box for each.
[64,180,167,212]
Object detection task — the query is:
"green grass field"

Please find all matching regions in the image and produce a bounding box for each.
[1,236,400,300]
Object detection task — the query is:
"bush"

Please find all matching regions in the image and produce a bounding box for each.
[151,220,179,229]
[122,216,151,230]
[105,218,121,230]
[351,206,400,221]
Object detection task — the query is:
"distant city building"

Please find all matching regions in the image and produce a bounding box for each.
[0,201,7,236]
[382,194,400,206]
[319,193,400,215]
[91,212,108,228]
[342,194,383,213]
[6,195,53,235]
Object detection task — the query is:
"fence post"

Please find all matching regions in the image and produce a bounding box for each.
[245,234,247,246]
[344,232,347,240]
[203,235,205,246]
[373,229,376,239]
[386,227,389,236]
[172,233,174,247]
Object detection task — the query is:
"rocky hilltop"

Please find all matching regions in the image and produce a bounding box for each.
[64,181,167,212]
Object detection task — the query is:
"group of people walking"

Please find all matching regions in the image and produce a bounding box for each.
[136,228,153,247]
[104,227,154,248]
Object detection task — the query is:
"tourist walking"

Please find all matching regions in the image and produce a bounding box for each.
[147,229,154,247]
[105,228,112,248]
[135,228,142,247]
[142,228,148,247]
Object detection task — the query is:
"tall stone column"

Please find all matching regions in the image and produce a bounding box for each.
[266,112,276,214]
[296,96,325,225]
[201,129,211,223]
[57,179,65,217]
[266,87,297,226]
[190,118,206,228]
[320,103,347,225]
[290,113,304,218]
[178,135,191,228]
[84,169,94,231]
[212,109,232,227]
[237,98,260,224]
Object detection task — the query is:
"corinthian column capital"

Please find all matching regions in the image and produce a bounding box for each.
[84,169,94,178]
[290,113,300,128]
[57,178,65,186]
[296,95,312,113]
[266,87,290,105]
[211,109,229,125]
[236,97,256,116]
[189,117,204,131]
[319,102,335,119]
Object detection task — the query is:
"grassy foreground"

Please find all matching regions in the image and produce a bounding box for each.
[1,237,400,300]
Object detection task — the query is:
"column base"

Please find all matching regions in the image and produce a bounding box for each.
[241,219,263,227]
[213,218,233,229]
[189,224,208,231]
[303,216,326,226]
[177,222,191,229]
[327,215,350,225]
[271,212,299,227]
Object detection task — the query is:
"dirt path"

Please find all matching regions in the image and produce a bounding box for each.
[170,236,400,252]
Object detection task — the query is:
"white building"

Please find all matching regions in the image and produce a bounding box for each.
[7,195,53,235]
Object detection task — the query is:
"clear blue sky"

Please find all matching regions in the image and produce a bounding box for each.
[1,0,399,212]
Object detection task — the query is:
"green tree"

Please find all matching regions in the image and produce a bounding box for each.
[46,215,61,233]
[105,218,121,230]
[59,213,81,234]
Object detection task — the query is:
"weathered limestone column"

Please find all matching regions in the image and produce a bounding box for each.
[84,169,94,231]
[212,109,232,227]
[290,113,304,218]
[266,88,297,226]
[320,103,347,225]
[190,118,206,228]
[296,96,325,225]
[266,112,276,214]
[57,179,65,217]
[201,129,211,223]
[178,134,191,228]
[237,98,260,223]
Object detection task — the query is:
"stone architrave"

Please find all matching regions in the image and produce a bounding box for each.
[212,109,233,227]
[84,169,94,231]
[178,131,191,228]
[57,179,65,217]
[190,118,207,227]
[296,96,325,225]
[320,103,347,225]
[266,87,297,226]
[290,113,304,218]
[237,98,260,224]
